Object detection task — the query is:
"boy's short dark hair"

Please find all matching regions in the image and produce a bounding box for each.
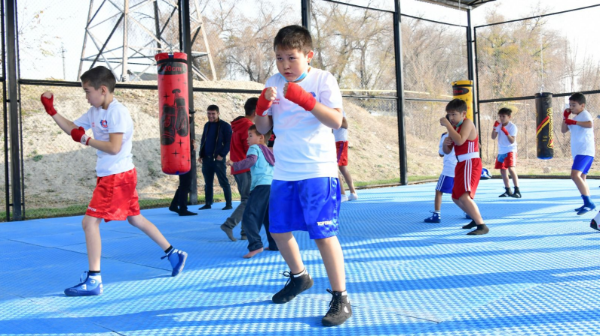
[446,99,467,113]
[569,93,586,105]
[80,66,116,93]
[498,107,512,116]
[249,124,271,140]
[207,104,219,113]
[244,98,258,117]
[273,25,313,54]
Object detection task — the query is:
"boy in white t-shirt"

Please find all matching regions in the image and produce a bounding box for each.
[334,112,358,202]
[491,108,521,198]
[254,25,351,327]
[40,66,187,297]
[562,93,595,216]
[424,132,457,223]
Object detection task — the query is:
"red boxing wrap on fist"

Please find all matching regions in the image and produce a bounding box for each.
[70,127,90,145]
[285,82,317,112]
[565,119,577,126]
[501,126,509,136]
[493,121,500,129]
[563,109,571,119]
[255,88,272,117]
[40,94,57,116]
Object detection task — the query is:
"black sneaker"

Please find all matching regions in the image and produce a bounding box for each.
[467,224,489,235]
[499,191,512,197]
[511,191,522,198]
[591,219,600,231]
[322,289,352,327]
[178,210,197,216]
[462,220,476,229]
[199,204,211,210]
[240,235,247,241]
[272,270,313,304]
[222,205,233,210]
[168,205,179,214]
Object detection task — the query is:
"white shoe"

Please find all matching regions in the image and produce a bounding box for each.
[341,195,348,202]
[348,193,358,201]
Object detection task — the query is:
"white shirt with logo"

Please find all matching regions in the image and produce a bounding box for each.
[265,68,343,181]
[495,121,518,155]
[569,110,595,158]
[438,133,457,177]
[74,99,135,177]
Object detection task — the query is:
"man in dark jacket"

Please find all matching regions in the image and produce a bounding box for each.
[220,98,258,241]
[198,105,232,210]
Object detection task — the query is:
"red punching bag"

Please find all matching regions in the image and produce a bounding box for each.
[156,52,191,175]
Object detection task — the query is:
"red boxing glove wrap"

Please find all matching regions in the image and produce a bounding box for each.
[40,94,57,116]
[493,121,500,129]
[70,127,91,145]
[255,88,272,117]
[501,126,509,136]
[563,109,571,119]
[285,82,317,112]
[564,119,577,126]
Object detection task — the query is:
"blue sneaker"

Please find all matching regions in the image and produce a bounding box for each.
[64,272,103,296]
[424,212,441,223]
[162,249,187,277]
[575,205,585,212]
[577,205,596,216]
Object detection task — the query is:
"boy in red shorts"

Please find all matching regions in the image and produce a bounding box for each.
[40,66,187,296]
[492,107,521,198]
[440,99,489,235]
[334,112,357,202]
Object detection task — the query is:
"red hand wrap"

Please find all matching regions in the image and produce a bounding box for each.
[285,82,316,112]
[493,121,500,129]
[565,119,577,126]
[563,109,571,119]
[70,127,87,144]
[40,94,57,116]
[501,126,509,136]
[255,88,272,117]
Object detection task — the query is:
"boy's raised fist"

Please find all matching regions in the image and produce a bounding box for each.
[40,92,57,116]
[256,88,274,117]
[70,127,90,145]
[284,82,316,112]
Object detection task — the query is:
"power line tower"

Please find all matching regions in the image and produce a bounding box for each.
[78,0,216,82]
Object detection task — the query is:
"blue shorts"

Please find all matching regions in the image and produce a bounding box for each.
[269,177,341,239]
[572,155,594,174]
[436,175,454,194]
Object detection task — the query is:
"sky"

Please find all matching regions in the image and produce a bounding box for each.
[15,0,600,83]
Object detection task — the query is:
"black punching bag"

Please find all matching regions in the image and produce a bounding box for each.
[535,92,554,160]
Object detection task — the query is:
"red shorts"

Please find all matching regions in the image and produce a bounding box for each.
[336,141,349,166]
[86,168,141,222]
[494,152,516,169]
[452,158,482,200]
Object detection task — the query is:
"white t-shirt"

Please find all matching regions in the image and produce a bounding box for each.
[74,99,135,177]
[265,68,343,181]
[438,133,457,177]
[569,110,595,158]
[333,111,348,142]
[495,121,518,155]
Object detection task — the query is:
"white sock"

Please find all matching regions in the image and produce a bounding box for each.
[293,269,307,277]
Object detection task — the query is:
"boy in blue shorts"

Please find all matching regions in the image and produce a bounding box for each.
[562,93,595,215]
[255,25,351,327]
[424,132,457,223]
[40,66,187,296]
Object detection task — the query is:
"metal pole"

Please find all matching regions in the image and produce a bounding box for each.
[179,0,197,204]
[301,0,311,30]
[5,0,23,220]
[393,0,407,185]
[78,0,94,80]
[153,0,162,52]
[474,25,483,157]
[122,0,129,81]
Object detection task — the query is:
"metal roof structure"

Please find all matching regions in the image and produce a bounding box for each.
[416,0,496,10]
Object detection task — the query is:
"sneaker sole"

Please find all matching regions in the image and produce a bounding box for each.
[577,208,596,216]
[64,287,103,296]
[172,252,188,277]
[322,313,352,327]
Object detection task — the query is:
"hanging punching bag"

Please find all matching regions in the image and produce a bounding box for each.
[535,92,554,160]
[452,80,474,121]
[156,52,191,175]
